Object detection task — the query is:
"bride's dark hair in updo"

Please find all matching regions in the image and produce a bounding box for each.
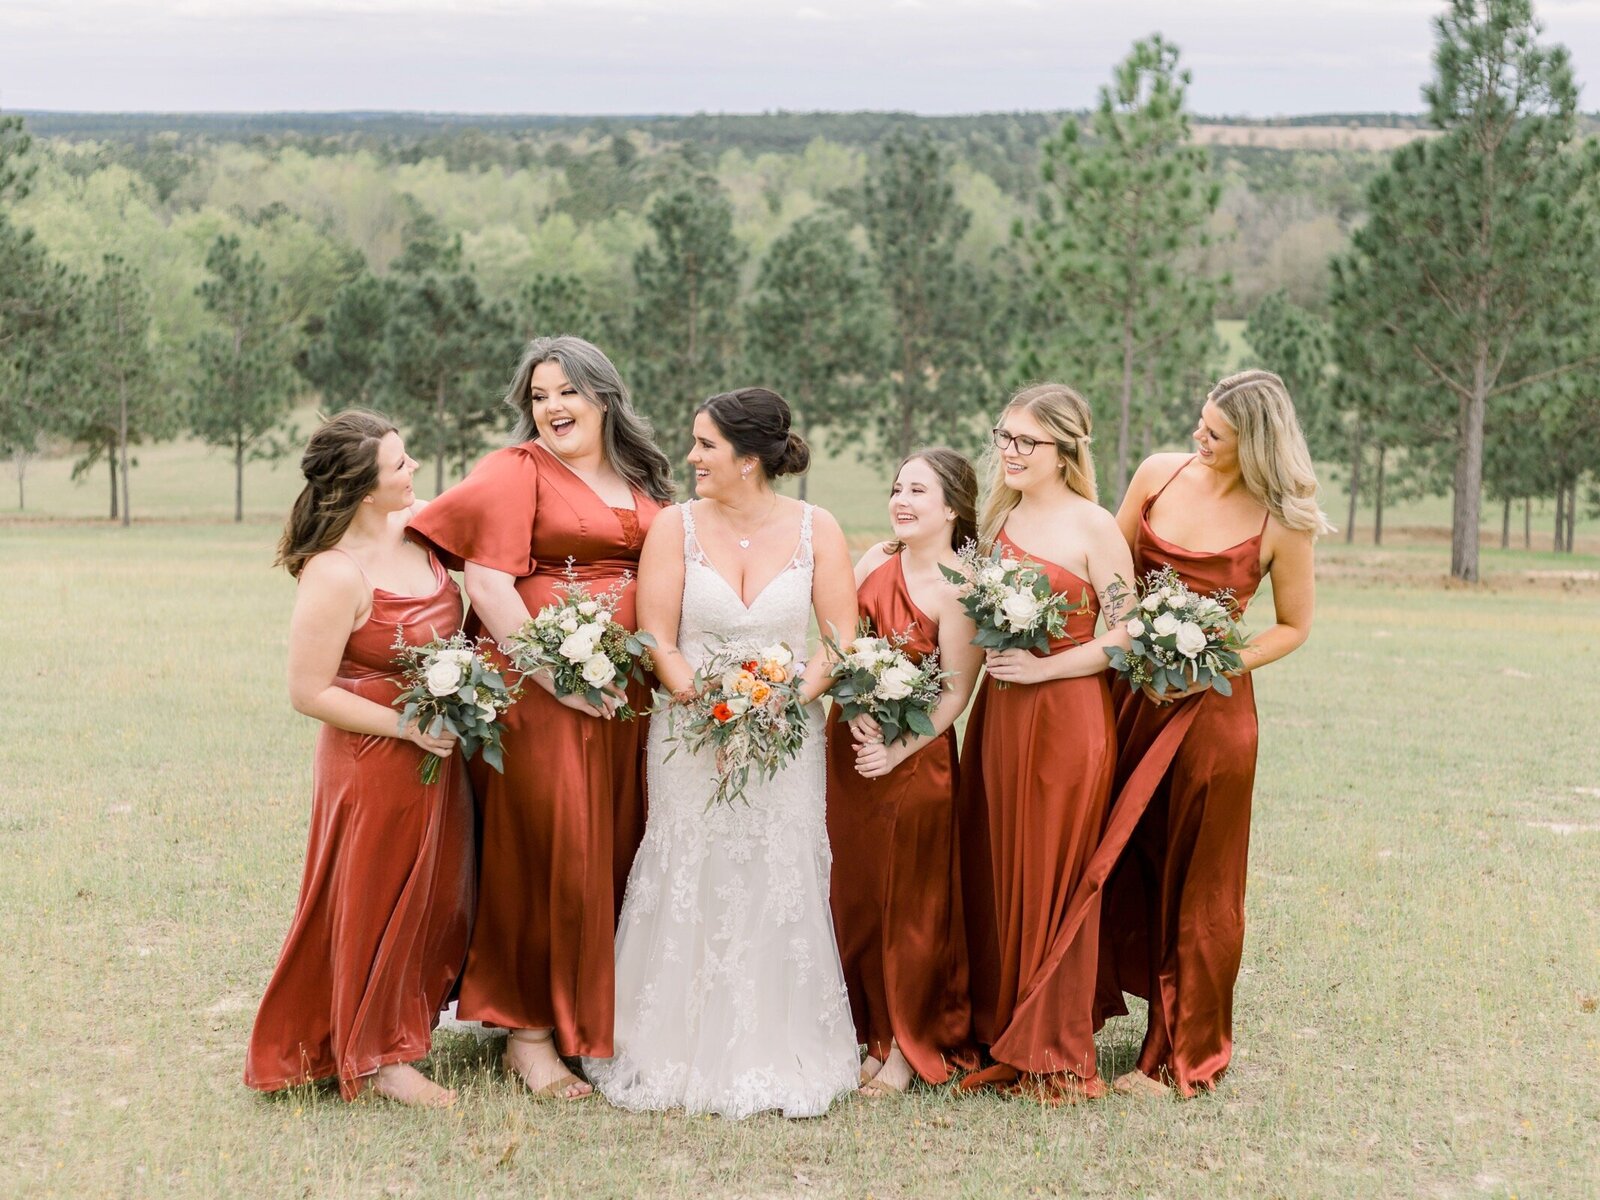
[698,387,811,478]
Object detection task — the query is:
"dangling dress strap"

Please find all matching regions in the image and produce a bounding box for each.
[1145,456,1196,513]
[326,546,374,590]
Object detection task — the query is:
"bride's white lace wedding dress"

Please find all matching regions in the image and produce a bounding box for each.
[584,500,858,1119]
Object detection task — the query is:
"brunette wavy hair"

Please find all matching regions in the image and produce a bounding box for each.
[884,446,978,555]
[275,409,398,578]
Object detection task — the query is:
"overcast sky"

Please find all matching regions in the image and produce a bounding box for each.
[6,0,1600,117]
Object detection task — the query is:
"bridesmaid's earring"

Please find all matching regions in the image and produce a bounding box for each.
[741,464,752,478]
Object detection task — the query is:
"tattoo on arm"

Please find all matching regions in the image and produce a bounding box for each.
[1100,575,1132,624]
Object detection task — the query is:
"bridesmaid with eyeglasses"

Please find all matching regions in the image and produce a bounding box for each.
[956,385,1136,1104]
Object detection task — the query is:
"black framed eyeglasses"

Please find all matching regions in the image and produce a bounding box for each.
[991,427,1055,456]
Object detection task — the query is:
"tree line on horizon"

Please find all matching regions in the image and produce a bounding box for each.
[2,0,1598,580]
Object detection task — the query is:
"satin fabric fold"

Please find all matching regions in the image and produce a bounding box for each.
[245,553,474,1100]
[825,554,974,1083]
[958,531,1113,1083]
[1093,456,1267,1097]
[407,441,659,1058]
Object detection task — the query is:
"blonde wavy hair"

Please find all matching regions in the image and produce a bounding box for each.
[977,383,1097,550]
[1208,369,1334,538]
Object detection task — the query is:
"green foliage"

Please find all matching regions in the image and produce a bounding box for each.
[300,272,389,410]
[860,130,997,464]
[376,268,519,493]
[1334,0,1600,580]
[187,235,301,522]
[1016,35,1226,504]
[59,256,177,522]
[1244,292,1334,454]
[515,272,603,343]
[744,213,887,485]
[626,179,746,437]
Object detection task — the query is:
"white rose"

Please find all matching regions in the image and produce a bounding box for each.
[440,647,474,666]
[1151,612,1180,637]
[979,565,1005,586]
[759,643,793,668]
[875,662,917,701]
[1140,592,1163,613]
[1127,618,1146,638]
[425,659,463,697]
[727,694,752,716]
[577,600,599,616]
[999,590,1043,631]
[595,610,613,626]
[478,701,497,720]
[558,613,580,634]
[1174,621,1207,659]
[999,557,1019,571]
[580,652,615,687]
[559,628,601,663]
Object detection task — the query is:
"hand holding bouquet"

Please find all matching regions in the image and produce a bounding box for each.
[658,642,810,810]
[391,629,520,784]
[503,561,656,720]
[1104,564,1248,699]
[824,625,951,745]
[940,541,1089,686]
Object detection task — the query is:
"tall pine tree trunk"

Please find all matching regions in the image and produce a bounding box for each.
[1501,496,1511,549]
[14,452,26,512]
[1553,480,1566,552]
[1345,427,1363,546]
[1373,445,1386,547]
[119,376,131,528]
[1524,496,1531,549]
[235,434,245,523]
[108,444,119,521]
[1566,484,1578,554]
[1449,354,1488,582]
[1116,306,1135,506]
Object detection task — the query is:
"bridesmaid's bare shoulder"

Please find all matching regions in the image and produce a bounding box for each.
[852,540,893,586]
[642,499,686,546]
[1123,452,1190,508]
[296,546,367,595]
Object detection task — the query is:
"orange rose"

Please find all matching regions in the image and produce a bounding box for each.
[733,669,758,695]
[760,662,787,683]
[750,681,772,704]
[712,702,734,723]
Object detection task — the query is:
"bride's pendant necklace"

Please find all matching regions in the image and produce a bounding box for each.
[720,492,778,550]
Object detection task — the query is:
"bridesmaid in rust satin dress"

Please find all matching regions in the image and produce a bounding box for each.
[408,337,674,1100]
[247,412,472,1108]
[826,449,984,1097]
[1094,370,1324,1099]
[956,385,1136,1103]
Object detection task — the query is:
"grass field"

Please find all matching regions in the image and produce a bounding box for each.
[4,438,1599,1199]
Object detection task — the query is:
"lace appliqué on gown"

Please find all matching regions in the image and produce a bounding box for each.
[584,501,857,1120]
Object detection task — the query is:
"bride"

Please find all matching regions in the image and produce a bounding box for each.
[584,387,861,1119]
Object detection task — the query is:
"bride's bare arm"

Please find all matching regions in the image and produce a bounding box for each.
[637,506,696,698]
[801,508,859,705]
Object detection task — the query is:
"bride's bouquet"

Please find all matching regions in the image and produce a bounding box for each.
[659,641,810,810]
[391,629,520,784]
[1105,564,1248,697]
[940,541,1089,685]
[503,560,656,720]
[824,624,951,745]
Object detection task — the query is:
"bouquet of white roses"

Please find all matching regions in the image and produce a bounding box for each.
[824,624,951,745]
[658,641,810,810]
[503,560,656,720]
[939,542,1090,684]
[1105,564,1248,697]
[391,629,520,784]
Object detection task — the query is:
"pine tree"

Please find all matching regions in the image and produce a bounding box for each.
[516,272,601,343]
[377,269,519,495]
[627,180,746,438]
[861,130,995,464]
[301,272,389,409]
[745,213,887,497]
[1016,36,1225,504]
[188,235,301,522]
[63,256,172,524]
[1336,0,1600,581]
